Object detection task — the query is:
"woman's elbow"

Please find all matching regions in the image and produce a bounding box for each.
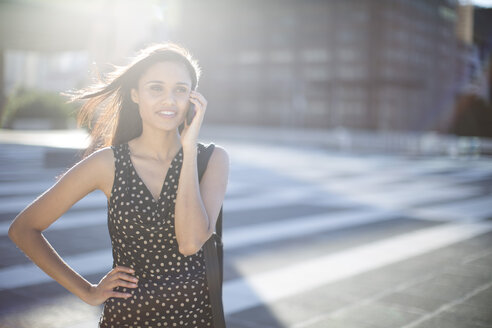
[8,220,22,243]
[178,243,202,257]
[8,215,37,243]
[177,228,212,256]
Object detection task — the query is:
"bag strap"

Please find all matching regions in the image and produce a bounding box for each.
[197,142,226,328]
[197,142,222,239]
[197,142,221,245]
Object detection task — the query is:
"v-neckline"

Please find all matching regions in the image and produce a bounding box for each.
[125,142,183,203]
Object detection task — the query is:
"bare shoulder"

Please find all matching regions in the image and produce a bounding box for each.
[198,144,229,226]
[74,146,115,198]
[77,147,115,173]
[205,144,229,182]
[210,144,230,168]
[86,146,115,165]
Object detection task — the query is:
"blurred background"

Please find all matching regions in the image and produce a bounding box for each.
[1,0,492,327]
[0,0,491,137]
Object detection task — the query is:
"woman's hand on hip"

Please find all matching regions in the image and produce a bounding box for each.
[82,266,138,306]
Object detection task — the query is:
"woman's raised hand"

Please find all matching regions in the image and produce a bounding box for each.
[180,90,207,150]
[83,266,138,306]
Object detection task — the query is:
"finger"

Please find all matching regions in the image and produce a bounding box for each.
[190,93,206,106]
[110,279,138,289]
[106,273,136,285]
[117,266,135,273]
[114,272,139,283]
[189,96,200,104]
[190,91,206,101]
[110,266,135,277]
[110,291,133,299]
[189,98,202,110]
[112,266,135,274]
[189,97,206,110]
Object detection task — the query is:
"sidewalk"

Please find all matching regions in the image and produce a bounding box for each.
[0,128,89,149]
[1,126,492,328]
[2,125,492,157]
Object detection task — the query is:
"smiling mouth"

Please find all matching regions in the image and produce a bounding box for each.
[156,110,177,118]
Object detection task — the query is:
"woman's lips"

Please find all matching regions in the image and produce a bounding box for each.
[156,110,177,118]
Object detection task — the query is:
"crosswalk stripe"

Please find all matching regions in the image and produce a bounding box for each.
[409,194,492,222]
[3,219,491,311]
[324,183,482,209]
[0,185,331,235]
[0,182,319,214]
[224,186,327,211]
[0,181,54,196]
[0,207,398,288]
[2,204,391,241]
[224,208,397,249]
[0,191,107,213]
[222,221,492,315]
[0,249,112,290]
[2,182,488,240]
[0,209,106,234]
[7,178,480,221]
[0,177,247,198]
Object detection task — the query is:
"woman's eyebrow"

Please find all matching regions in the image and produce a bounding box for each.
[145,80,190,86]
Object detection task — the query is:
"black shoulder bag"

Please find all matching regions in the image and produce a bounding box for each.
[197,142,226,328]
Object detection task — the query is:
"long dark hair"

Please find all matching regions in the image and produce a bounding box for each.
[69,43,201,158]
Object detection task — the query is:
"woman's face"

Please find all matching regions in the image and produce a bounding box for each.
[131,61,192,132]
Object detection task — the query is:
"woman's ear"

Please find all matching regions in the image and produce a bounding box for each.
[131,88,139,104]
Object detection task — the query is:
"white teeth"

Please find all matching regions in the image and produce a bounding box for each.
[158,111,175,115]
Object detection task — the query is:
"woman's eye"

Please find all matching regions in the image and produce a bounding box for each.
[150,85,163,92]
[176,87,187,93]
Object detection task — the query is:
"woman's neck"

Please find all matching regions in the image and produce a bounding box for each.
[129,127,182,161]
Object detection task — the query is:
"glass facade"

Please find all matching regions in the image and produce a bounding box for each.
[174,0,464,131]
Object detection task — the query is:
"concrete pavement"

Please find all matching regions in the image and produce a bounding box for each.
[1,126,492,327]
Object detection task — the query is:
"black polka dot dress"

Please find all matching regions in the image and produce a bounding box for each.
[99,142,214,327]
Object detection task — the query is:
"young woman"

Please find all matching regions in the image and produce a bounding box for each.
[8,43,230,327]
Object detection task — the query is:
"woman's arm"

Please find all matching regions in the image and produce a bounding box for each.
[174,145,230,256]
[8,147,116,303]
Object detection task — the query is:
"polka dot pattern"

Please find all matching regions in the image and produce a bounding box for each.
[99,142,213,327]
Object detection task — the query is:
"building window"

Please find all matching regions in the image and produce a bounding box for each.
[301,48,331,63]
[303,65,331,81]
[238,51,263,65]
[268,50,294,63]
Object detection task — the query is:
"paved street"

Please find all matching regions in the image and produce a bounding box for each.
[1,128,492,328]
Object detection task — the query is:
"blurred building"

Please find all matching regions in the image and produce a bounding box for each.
[473,6,492,102]
[447,4,492,138]
[0,0,167,100]
[1,0,475,133]
[172,0,468,131]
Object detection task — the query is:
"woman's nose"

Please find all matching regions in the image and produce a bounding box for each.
[160,90,175,104]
